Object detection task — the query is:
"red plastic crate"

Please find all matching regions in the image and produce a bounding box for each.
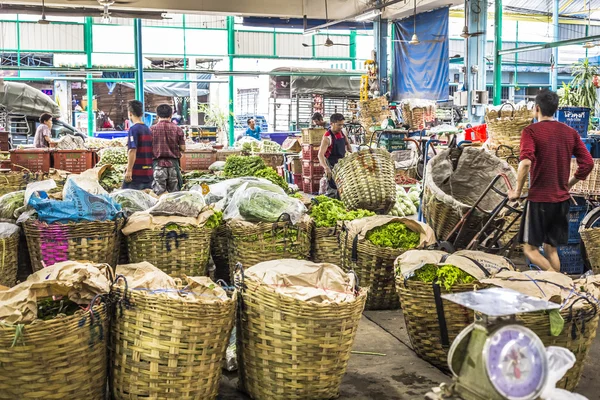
[180,150,217,171]
[302,176,321,195]
[302,144,320,161]
[0,132,8,151]
[52,150,90,173]
[302,160,325,178]
[293,174,302,186]
[10,149,51,172]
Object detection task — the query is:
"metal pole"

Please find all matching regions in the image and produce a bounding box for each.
[493,0,502,106]
[374,15,388,96]
[16,15,21,68]
[350,30,357,70]
[227,16,235,147]
[134,19,144,106]
[84,16,94,137]
[551,0,559,91]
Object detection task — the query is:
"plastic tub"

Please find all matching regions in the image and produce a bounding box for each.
[93,131,129,140]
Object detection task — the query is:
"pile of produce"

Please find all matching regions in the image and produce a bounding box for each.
[97,147,128,166]
[205,210,223,229]
[310,196,374,227]
[260,140,281,153]
[182,171,223,190]
[54,135,86,150]
[389,187,418,217]
[37,297,81,320]
[254,167,288,192]
[236,188,305,223]
[223,156,288,191]
[0,191,24,221]
[86,137,127,149]
[110,189,157,217]
[240,141,262,154]
[407,264,476,291]
[366,222,420,249]
[100,165,126,192]
[149,191,206,218]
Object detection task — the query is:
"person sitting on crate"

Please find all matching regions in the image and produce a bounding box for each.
[318,113,353,198]
[34,113,53,148]
[509,89,593,272]
[245,118,262,141]
[151,104,186,195]
[123,100,153,190]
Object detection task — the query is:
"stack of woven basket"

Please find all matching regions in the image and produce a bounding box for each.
[485,103,532,154]
[359,97,391,132]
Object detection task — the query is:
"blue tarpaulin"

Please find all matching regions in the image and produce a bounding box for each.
[392,7,449,101]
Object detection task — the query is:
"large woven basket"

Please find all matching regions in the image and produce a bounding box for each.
[255,152,285,169]
[0,303,108,399]
[0,171,43,196]
[581,227,600,275]
[570,158,600,196]
[211,223,230,283]
[237,274,367,400]
[111,285,236,400]
[423,147,515,248]
[127,222,213,278]
[333,148,396,214]
[0,230,19,287]
[311,221,344,267]
[228,218,312,281]
[23,218,123,272]
[485,103,532,150]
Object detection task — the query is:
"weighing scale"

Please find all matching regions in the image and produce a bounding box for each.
[426,288,561,400]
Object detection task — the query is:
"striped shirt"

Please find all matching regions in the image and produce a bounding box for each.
[127,123,153,182]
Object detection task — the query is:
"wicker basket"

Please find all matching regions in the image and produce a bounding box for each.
[111,284,236,400]
[311,222,345,268]
[0,229,19,287]
[571,158,600,196]
[228,217,312,281]
[24,218,123,272]
[0,303,108,399]
[255,152,285,169]
[237,271,367,400]
[117,232,128,265]
[301,128,326,145]
[127,222,213,278]
[581,227,600,275]
[0,171,44,196]
[486,103,532,150]
[211,223,230,283]
[333,148,396,214]
[423,147,516,248]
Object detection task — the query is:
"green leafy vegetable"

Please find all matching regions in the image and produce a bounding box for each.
[238,190,299,222]
[366,222,420,249]
[289,193,303,199]
[205,210,223,229]
[309,197,374,228]
[100,164,126,192]
[549,309,565,336]
[223,156,266,178]
[409,264,476,291]
[254,167,289,192]
[0,191,25,220]
[97,147,128,166]
[37,297,81,321]
[412,264,438,283]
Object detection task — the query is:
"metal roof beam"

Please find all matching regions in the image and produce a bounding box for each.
[498,34,600,55]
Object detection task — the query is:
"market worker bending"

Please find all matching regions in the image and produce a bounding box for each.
[151,104,186,195]
[312,112,329,129]
[509,89,593,272]
[245,118,262,140]
[34,113,53,148]
[318,113,352,197]
[123,100,153,190]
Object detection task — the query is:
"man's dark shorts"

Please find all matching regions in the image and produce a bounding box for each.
[519,200,570,247]
[122,179,152,190]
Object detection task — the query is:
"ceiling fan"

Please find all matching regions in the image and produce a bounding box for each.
[38,0,50,24]
[391,0,444,45]
[460,0,485,38]
[302,0,353,47]
[65,0,138,22]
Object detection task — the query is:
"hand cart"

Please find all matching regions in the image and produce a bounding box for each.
[439,173,525,258]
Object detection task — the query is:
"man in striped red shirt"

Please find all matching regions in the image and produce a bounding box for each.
[123,100,153,190]
[509,89,593,272]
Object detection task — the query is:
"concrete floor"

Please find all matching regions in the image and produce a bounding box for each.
[218,310,600,400]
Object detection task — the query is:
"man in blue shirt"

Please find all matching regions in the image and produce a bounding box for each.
[245,118,262,140]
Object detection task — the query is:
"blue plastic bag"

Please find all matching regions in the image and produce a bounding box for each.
[28,180,122,224]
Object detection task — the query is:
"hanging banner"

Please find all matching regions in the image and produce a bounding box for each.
[392,7,449,101]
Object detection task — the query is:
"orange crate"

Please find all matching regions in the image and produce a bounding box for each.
[302,176,321,195]
[52,150,89,173]
[302,160,325,178]
[10,149,51,172]
[180,150,217,171]
[301,144,320,161]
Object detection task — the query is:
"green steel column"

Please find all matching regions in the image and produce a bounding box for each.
[134,19,144,105]
[514,21,519,93]
[84,17,94,136]
[227,16,235,147]
[350,30,357,70]
[493,0,503,105]
[16,15,21,67]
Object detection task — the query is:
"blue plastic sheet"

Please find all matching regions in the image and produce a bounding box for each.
[29,180,122,224]
[392,7,449,101]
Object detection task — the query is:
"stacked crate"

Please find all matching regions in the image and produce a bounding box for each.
[301,128,326,194]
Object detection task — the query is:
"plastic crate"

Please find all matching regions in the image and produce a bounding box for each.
[557,107,591,138]
[10,149,51,172]
[52,150,89,174]
[93,131,129,140]
[180,150,217,171]
[301,128,326,145]
[0,132,8,151]
[302,176,321,195]
[464,124,488,143]
[557,244,585,275]
[582,138,593,154]
[302,144,319,161]
[568,197,587,244]
[293,174,302,186]
[302,160,325,178]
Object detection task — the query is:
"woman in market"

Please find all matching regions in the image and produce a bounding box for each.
[245,118,262,140]
[33,113,53,148]
[317,113,352,197]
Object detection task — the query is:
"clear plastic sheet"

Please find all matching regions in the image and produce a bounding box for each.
[0,191,24,221]
[148,191,206,218]
[0,222,19,239]
[110,189,157,218]
[540,347,588,400]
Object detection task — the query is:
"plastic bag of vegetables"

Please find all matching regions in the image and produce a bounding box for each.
[148,191,206,218]
[0,191,25,221]
[97,147,128,165]
[389,187,417,217]
[205,177,272,205]
[110,189,157,217]
[260,140,281,153]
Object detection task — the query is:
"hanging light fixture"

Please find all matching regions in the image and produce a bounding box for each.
[38,0,50,24]
[410,0,419,44]
[460,0,469,38]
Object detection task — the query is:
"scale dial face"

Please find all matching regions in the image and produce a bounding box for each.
[483,325,547,400]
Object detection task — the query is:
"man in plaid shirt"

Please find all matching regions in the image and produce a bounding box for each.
[151,104,186,195]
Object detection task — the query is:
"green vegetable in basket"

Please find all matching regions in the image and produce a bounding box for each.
[100,164,126,192]
[223,156,266,178]
[366,222,420,249]
[238,190,293,223]
[409,264,476,291]
[411,264,438,283]
[289,193,303,199]
[0,191,25,221]
[310,197,374,228]
[97,147,128,166]
[37,297,81,320]
[205,210,223,229]
[254,167,289,192]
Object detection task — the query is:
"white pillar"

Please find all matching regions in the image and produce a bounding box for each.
[189,57,199,126]
[54,80,72,124]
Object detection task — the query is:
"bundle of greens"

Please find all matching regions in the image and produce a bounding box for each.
[223,156,266,178]
[97,147,128,166]
[100,164,126,192]
[410,264,476,291]
[0,191,24,221]
[149,191,206,218]
[205,210,223,229]
[254,167,289,192]
[110,189,157,217]
[241,141,261,154]
[366,222,420,249]
[37,297,81,321]
[310,196,374,228]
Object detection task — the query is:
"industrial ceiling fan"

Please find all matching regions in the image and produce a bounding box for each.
[65,0,138,22]
[391,0,443,45]
[460,0,485,38]
[38,0,50,24]
[302,0,353,47]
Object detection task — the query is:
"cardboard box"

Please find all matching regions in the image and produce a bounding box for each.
[282,137,302,153]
